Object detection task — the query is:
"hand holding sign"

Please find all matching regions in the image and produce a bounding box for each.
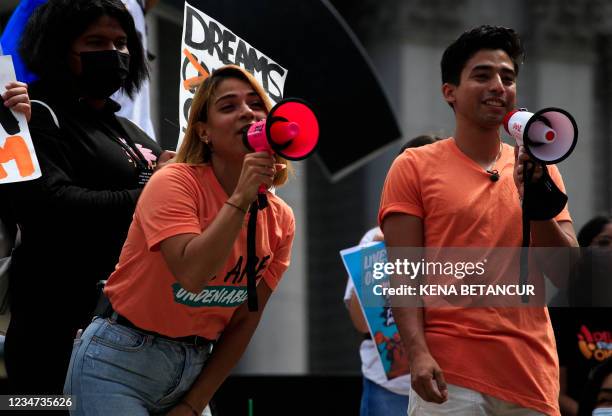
[2,81,31,122]
[0,55,41,184]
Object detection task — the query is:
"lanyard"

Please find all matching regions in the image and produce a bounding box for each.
[112,134,150,171]
[97,117,151,171]
[111,132,154,186]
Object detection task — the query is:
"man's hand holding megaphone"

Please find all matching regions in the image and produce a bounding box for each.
[505,106,578,303]
[504,107,577,221]
[513,145,543,201]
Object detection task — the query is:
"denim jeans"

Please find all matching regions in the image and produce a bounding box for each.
[360,377,409,416]
[64,317,212,415]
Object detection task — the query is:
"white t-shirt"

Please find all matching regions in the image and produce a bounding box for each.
[343,227,410,395]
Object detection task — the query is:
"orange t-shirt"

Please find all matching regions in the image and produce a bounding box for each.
[378,138,572,416]
[105,163,295,340]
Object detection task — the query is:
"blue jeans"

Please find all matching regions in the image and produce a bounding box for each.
[64,317,212,415]
[361,378,409,416]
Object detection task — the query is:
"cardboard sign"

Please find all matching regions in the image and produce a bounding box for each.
[177,2,288,151]
[0,55,41,184]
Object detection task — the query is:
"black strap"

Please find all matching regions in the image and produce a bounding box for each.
[246,203,259,312]
[520,161,533,303]
[258,192,268,209]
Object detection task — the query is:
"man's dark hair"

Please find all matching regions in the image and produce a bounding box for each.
[399,134,439,155]
[19,0,148,98]
[441,25,524,86]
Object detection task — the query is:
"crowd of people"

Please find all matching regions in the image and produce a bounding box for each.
[0,1,610,415]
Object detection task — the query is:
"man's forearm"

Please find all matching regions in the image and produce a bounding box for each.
[530,220,577,248]
[530,220,578,287]
[392,306,429,360]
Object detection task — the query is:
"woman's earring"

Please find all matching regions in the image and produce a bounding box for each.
[203,136,213,152]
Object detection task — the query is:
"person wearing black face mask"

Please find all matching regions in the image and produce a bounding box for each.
[76,49,131,99]
[0,0,173,402]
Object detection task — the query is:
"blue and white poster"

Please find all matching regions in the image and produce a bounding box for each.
[340,241,410,380]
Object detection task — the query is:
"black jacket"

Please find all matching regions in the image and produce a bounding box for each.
[3,81,162,322]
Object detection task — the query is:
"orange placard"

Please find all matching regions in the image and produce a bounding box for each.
[0,135,35,179]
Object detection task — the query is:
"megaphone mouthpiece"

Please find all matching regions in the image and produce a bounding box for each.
[528,120,556,144]
[269,120,300,145]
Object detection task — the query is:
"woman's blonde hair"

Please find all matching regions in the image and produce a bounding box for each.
[175,64,292,187]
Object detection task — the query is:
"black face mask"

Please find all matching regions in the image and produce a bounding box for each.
[76,50,130,99]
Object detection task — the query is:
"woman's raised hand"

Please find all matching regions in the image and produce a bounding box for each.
[230,152,277,210]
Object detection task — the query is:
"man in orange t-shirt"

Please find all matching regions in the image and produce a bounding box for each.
[379,26,577,416]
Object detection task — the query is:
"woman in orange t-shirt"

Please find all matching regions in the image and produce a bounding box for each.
[64,65,296,416]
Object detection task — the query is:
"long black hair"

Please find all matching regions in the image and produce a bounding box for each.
[19,0,148,98]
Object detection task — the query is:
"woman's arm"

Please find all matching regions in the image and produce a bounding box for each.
[159,152,277,293]
[172,281,274,415]
[162,199,292,415]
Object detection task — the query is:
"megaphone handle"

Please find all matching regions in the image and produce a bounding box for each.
[257,185,268,209]
[520,160,534,303]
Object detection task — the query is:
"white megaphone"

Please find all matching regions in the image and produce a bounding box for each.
[503,107,578,164]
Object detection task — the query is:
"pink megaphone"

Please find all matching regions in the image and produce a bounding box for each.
[242,98,319,208]
[243,98,319,159]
